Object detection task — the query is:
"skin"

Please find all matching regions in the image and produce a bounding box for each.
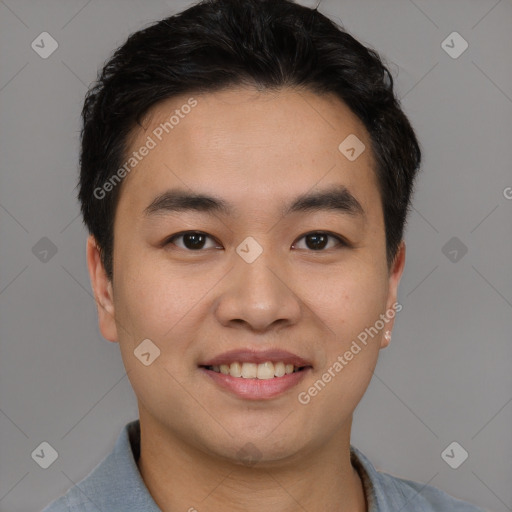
[87,86,406,512]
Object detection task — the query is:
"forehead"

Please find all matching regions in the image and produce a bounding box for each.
[117,86,380,220]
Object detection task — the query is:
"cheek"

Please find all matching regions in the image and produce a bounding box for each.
[111,249,223,386]
[295,269,387,429]
[305,261,388,331]
[304,262,389,397]
[112,260,195,412]
[113,249,191,337]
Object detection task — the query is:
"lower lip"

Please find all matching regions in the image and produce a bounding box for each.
[199,367,312,400]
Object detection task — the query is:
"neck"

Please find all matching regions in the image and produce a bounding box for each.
[136,410,367,512]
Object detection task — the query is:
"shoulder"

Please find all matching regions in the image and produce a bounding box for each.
[39,420,155,512]
[40,495,72,512]
[380,471,487,511]
[38,449,118,512]
[40,491,102,512]
[350,445,487,511]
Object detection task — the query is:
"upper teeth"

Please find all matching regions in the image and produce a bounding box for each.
[209,362,300,379]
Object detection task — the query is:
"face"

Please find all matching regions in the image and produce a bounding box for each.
[87,86,405,465]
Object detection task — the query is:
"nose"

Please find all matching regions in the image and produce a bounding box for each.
[213,249,302,333]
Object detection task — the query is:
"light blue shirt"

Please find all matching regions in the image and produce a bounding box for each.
[41,419,485,512]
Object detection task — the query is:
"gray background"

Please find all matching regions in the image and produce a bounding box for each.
[0,0,511,511]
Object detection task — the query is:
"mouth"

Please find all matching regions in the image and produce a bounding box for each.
[198,349,313,400]
[200,361,310,379]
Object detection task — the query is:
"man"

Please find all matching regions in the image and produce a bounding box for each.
[42,0,485,510]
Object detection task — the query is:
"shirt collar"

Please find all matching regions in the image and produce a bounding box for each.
[349,444,407,511]
[102,419,406,511]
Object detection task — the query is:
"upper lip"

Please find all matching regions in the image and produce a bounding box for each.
[200,349,313,368]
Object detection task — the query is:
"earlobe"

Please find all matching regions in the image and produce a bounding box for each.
[381,330,392,348]
[86,235,118,343]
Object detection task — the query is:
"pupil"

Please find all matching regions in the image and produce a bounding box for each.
[184,233,205,249]
[306,233,327,250]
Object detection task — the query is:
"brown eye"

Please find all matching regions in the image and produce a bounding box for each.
[165,231,220,250]
[292,232,346,251]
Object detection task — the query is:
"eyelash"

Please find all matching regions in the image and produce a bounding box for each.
[163,230,348,251]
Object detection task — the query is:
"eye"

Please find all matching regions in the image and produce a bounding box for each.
[292,231,347,251]
[164,231,222,251]
[163,230,347,252]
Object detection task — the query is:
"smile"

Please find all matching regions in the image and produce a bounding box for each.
[199,348,313,399]
[202,361,307,379]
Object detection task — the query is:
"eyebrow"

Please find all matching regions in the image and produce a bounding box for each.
[143,185,365,220]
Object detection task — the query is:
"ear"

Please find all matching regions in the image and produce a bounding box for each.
[86,235,118,343]
[380,240,406,349]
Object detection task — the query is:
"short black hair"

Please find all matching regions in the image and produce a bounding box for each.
[78,0,421,281]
